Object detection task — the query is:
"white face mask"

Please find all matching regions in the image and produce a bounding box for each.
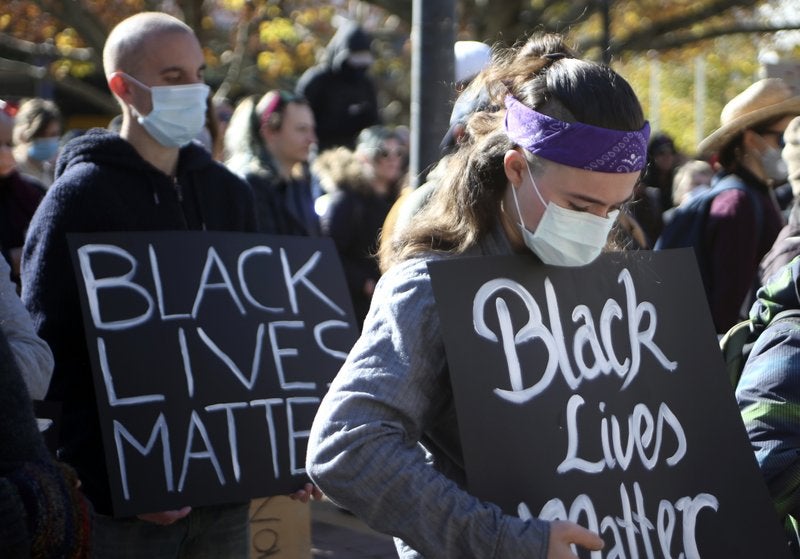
[760,146,788,183]
[124,73,210,148]
[511,164,619,266]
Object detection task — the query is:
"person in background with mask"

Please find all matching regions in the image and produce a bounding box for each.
[12,97,62,189]
[307,33,648,558]
[22,12,261,557]
[295,21,380,151]
[695,78,799,333]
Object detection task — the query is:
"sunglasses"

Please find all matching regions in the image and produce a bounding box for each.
[757,128,786,149]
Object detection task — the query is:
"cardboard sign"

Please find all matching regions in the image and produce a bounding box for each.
[68,232,358,517]
[428,249,791,559]
[249,496,311,559]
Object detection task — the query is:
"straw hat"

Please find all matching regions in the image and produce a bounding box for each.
[698,78,800,156]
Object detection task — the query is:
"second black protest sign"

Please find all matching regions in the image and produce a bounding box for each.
[428,249,790,559]
[69,231,358,517]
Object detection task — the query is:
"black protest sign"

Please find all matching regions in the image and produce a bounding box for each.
[68,232,358,517]
[428,249,790,559]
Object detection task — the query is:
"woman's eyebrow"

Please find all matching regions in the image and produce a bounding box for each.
[566,191,630,207]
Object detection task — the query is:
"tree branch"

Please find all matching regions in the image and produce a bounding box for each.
[33,0,107,58]
[0,55,116,112]
[0,32,94,63]
[618,21,800,53]
[578,0,761,53]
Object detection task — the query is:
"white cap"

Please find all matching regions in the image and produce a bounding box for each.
[454,41,491,84]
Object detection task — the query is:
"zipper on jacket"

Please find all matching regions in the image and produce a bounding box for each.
[173,176,183,202]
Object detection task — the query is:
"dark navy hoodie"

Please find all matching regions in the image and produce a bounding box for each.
[21,129,256,514]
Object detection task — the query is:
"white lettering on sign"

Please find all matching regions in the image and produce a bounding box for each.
[112,398,318,501]
[557,394,687,474]
[78,242,346,329]
[78,244,155,330]
[472,269,677,404]
[517,482,718,559]
[77,239,354,511]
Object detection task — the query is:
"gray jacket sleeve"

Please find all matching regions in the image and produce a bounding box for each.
[0,257,54,400]
[307,258,550,558]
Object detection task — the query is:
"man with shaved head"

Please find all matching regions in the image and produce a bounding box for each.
[22,12,257,556]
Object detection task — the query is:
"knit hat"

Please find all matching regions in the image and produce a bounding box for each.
[783,116,800,196]
[698,78,800,157]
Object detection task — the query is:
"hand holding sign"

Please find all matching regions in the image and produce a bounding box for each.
[137,507,192,526]
[547,520,604,559]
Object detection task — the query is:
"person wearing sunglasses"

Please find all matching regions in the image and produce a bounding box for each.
[313,126,405,328]
[690,78,800,333]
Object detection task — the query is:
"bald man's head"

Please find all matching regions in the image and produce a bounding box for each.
[103,12,195,78]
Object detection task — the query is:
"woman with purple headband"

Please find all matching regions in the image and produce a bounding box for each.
[307,33,649,558]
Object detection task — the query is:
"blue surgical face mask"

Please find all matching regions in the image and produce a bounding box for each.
[511,163,619,266]
[760,146,788,183]
[123,73,210,148]
[28,137,60,162]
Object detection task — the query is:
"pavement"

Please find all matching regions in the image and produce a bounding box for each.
[311,499,397,558]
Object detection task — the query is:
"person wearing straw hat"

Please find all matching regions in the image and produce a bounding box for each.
[695,77,800,333]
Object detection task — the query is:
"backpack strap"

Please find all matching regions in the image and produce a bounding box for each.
[720,317,761,388]
[721,308,800,389]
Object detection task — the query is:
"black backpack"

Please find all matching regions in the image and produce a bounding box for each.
[655,174,764,295]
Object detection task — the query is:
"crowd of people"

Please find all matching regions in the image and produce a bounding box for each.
[5,8,800,559]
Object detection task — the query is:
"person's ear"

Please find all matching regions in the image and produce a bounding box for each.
[107,73,131,101]
[503,148,528,189]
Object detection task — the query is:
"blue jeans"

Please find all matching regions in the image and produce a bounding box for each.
[91,502,249,559]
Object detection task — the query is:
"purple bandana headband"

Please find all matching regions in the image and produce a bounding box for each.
[503,95,650,173]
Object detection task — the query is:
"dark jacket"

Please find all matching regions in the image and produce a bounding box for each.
[705,168,784,333]
[295,23,380,151]
[235,151,320,237]
[0,325,92,558]
[0,170,45,282]
[736,255,800,553]
[759,195,800,286]
[21,129,256,514]
[315,147,394,327]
